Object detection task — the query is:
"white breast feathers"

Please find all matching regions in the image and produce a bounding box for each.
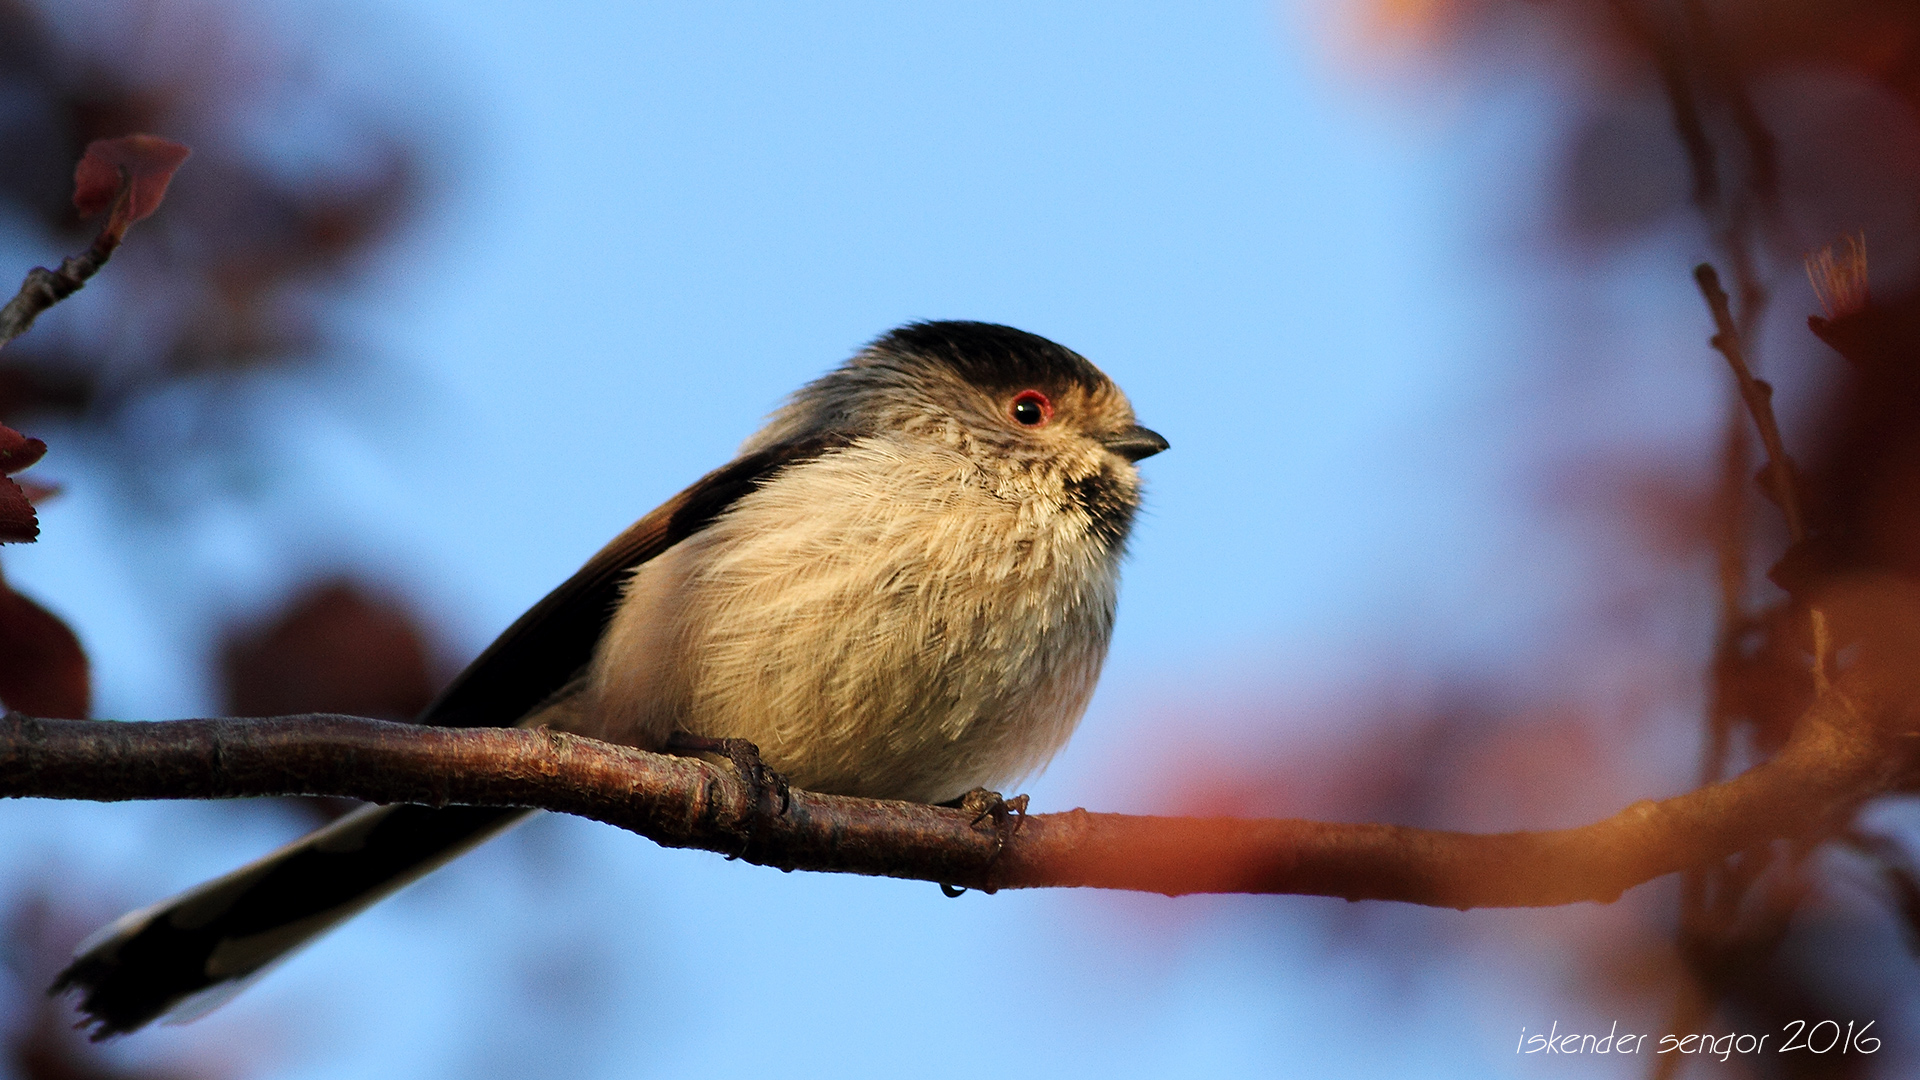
[583,435,1122,804]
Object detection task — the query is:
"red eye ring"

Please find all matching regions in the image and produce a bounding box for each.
[1009,389,1053,427]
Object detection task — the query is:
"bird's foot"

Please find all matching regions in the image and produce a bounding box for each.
[664,732,792,844]
[935,788,1028,896]
[956,787,1030,836]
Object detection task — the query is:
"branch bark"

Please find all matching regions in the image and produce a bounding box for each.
[0,688,1900,905]
[0,190,126,351]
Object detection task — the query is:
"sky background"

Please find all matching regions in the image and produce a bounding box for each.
[0,1,1746,1076]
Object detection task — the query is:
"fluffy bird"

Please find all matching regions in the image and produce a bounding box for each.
[54,321,1167,1035]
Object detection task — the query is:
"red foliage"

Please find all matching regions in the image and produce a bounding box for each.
[1337,0,1920,1066]
[0,486,35,546]
[71,134,191,234]
[0,423,48,544]
[0,0,420,427]
[0,420,86,716]
[0,425,46,473]
[222,581,443,723]
[218,581,445,822]
[0,565,86,719]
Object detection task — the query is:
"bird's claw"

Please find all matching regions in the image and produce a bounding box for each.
[664,732,792,853]
[959,787,1029,835]
[936,788,1028,897]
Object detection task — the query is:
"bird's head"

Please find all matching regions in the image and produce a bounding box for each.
[746,320,1167,474]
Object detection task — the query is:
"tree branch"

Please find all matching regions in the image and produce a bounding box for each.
[1696,261,1836,689]
[0,188,128,351]
[1,135,191,351]
[0,689,1901,905]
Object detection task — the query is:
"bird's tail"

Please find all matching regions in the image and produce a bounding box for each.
[50,802,529,1038]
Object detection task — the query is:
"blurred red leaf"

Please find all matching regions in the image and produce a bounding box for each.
[15,478,59,504]
[221,580,445,825]
[71,134,191,229]
[0,568,88,718]
[223,580,443,722]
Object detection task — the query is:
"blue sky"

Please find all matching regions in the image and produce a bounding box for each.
[1,1,1733,1077]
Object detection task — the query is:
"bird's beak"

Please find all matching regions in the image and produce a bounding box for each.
[1104,425,1169,462]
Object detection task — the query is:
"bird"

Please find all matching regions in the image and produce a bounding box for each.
[51,320,1167,1037]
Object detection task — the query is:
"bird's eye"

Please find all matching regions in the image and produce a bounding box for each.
[1010,390,1052,427]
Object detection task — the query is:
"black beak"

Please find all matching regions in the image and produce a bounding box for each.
[1104,425,1169,462]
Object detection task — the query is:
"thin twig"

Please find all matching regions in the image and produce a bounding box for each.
[1694,263,1833,692]
[1693,265,1801,541]
[1703,394,1751,786]
[1681,0,1778,213]
[0,185,130,351]
[1611,0,1718,210]
[0,691,1897,905]
[1638,13,1791,1069]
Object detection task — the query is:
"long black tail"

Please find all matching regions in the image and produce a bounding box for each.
[43,433,697,1037]
[51,803,528,1038]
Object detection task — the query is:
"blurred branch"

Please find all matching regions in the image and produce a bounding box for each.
[1609,0,1718,210]
[0,135,190,352]
[0,186,128,350]
[0,686,1903,904]
[1696,262,1833,690]
[1694,264,1805,544]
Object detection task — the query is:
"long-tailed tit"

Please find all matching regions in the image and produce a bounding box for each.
[54,320,1167,1035]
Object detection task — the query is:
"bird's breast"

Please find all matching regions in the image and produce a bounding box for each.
[585,439,1123,804]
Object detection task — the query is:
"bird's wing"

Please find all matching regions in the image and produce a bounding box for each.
[421,431,854,730]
